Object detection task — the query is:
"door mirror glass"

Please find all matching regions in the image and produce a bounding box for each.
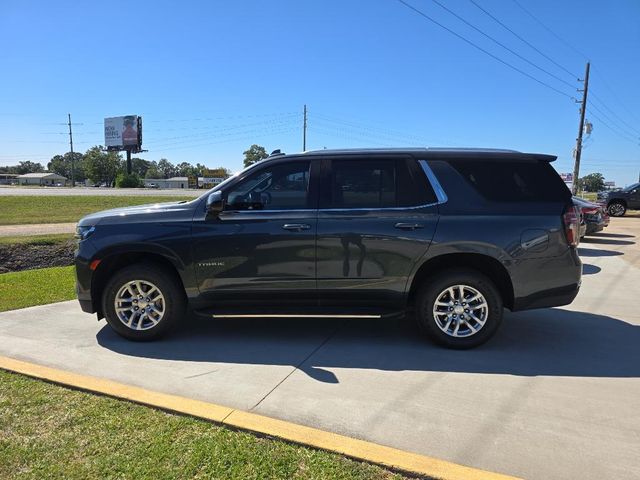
[206,191,224,214]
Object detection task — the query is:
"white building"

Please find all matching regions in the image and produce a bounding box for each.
[17,172,67,186]
[143,177,190,189]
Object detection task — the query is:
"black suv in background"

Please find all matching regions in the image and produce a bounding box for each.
[605,182,640,216]
[75,148,581,348]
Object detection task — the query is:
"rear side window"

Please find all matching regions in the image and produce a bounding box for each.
[324,158,436,209]
[450,160,571,202]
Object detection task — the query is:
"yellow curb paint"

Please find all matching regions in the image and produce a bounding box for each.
[0,355,520,480]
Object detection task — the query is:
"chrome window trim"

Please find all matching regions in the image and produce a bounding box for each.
[418,159,448,204]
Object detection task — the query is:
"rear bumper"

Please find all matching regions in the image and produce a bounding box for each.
[511,247,582,311]
[512,282,580,310]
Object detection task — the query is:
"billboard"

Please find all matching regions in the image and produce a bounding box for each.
[560,173,573,183]
[104,115,142,151]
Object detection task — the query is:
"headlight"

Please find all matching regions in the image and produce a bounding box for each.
[75,225,96,240]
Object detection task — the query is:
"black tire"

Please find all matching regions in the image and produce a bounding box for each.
[415,269,503,349]
[607,201,626,217]
[102,263,186,341]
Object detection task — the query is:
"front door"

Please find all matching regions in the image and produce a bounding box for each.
[192,159,319,307]
[316,156,439,308]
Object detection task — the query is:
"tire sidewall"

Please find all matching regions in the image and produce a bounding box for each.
[608,202,626,217]
[102,264,185,341]
[416,270,503,349]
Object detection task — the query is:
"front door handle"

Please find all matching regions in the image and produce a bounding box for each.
[282,223,311,231]
[394,223,424,231]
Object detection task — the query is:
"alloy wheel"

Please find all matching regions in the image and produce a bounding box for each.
[432,284,488,338]
[114,280,165,331]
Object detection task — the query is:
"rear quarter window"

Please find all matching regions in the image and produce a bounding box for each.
[450,160,571,203]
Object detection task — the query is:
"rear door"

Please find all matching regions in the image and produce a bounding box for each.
[316,155,439,308]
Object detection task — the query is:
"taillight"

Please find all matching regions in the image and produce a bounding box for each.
[563,206,580,247]
[582,207,599,215]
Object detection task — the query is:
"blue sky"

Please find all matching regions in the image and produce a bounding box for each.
[0,0,638,186]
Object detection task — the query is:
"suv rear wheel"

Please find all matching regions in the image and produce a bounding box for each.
[102,263,186,341]
[607,201,626,217]
[416,269,503,349]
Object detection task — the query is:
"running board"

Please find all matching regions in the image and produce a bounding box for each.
[211,313,381,319]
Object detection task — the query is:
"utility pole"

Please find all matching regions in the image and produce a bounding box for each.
[67,113,75,187]
[303,104,307,151]
[572,61,590,194]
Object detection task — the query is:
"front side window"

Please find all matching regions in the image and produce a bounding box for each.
[225,161,311,210]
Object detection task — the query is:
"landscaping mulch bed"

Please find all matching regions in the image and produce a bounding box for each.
[0,240,76,274]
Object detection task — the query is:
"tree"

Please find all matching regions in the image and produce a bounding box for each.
[116,172,142,188]
[243,144,268,167]
[579,172,605,192]
[157,158,177,179]
[145,164,161,179]
[176,161,199,178]
[14,161,45,174]
[84,146,121,186]
[48,152,85,182]
[130,157,152,178]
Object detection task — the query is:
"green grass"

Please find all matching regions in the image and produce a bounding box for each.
[0,370,403,480]
[0,196,193,225]
[0,266,76,312]
[0,233,74,246]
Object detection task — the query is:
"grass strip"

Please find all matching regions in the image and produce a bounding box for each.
[0,196,193,225]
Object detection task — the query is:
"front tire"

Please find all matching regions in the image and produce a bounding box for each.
[416,269,503,349]
[607,201,626,217]
[102,263,186,341]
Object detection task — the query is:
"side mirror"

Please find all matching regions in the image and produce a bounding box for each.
[206,191,224,215]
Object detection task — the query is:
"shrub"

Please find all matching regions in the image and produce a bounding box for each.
[116,173,142,188]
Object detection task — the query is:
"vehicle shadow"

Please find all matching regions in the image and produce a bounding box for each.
[581,237,635,246]
[591,232,635,239]
[582,263,601,275]
[96,308,640,381]
[577,247,624,257]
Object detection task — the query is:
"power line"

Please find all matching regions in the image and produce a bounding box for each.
[467,0,578,80]
[589,92,640,136]
[591,67,640,124]
[587,101,639,139]
[428,0,577,91]
[587,109,639,144]
[395,0,575,99]
[510,0,589,60]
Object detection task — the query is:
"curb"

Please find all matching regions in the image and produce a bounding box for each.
[0,355,520,480]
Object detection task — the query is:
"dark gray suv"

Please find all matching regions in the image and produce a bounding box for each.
[75,148,582,348]
[606,182,640,217]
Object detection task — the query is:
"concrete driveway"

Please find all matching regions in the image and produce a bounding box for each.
[1,218,639,480]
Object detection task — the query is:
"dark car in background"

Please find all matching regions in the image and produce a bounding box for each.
[75,148,582,349]
[605,182,640,216]
[573,196,609,235]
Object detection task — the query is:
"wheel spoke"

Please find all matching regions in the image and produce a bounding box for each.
[432,284,488,338]
[114,280,165,332]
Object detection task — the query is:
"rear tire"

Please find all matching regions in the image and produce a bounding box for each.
[102,263,186,341]
[607,201,626,217]
[416,269,503,349]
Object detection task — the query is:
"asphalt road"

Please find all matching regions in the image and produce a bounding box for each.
[0,186,201,197]
[0,218,638,479]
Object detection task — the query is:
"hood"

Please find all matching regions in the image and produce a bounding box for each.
[78,200,196,226]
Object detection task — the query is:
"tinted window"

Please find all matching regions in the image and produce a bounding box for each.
[325,159,436,209]
[450,160,571,202]
[226,161,311,210]
[330,161,395,208]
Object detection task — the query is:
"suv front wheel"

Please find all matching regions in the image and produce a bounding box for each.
[416,269,503,349]
[102,263,186,341]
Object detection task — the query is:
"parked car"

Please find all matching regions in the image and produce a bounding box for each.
[573,196,608,235]
[146,183,159,189]
[605,182,640,216]
[75,148,582,349]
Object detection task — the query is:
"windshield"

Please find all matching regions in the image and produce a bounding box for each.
[622,182,639,192]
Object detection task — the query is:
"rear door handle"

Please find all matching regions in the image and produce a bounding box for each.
[282,223,311,231]
[394,223,424,231]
